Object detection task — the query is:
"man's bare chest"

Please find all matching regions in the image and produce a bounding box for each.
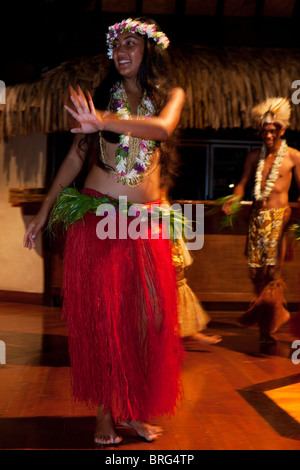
[261,153,293,181]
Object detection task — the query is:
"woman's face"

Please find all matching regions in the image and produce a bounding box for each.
[112,31,145,80]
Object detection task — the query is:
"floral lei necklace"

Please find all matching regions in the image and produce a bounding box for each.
[254,139,287,201]
[99,82,157,186]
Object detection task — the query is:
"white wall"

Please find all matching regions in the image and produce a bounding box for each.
[0,134,47,293]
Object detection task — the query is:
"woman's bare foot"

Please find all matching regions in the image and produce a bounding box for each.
[94,407,122,446]
[189,332,222,345]
[120,420,163,442]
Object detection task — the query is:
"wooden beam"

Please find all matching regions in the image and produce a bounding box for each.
[175,0,186,16]
[216,0,225,16]
[292,0,300,19]
[255,0,265,18]
[95,0,102,12]
[135,0,143,16]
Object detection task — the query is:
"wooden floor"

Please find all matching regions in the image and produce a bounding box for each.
[1,301,300,450]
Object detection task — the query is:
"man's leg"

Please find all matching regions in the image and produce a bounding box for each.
[239,267,265,327]
[249,266,266,295]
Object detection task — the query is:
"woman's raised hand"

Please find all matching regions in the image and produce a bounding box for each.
[64,86,104,134]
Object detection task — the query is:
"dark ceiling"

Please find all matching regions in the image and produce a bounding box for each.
[1,0,300,86]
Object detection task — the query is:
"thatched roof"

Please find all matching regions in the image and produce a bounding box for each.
[1,45,300,139]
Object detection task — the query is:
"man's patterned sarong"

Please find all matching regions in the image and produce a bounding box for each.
[247,206,290,268]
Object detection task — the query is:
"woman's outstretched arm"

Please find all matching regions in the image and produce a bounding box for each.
[64,87,186,141]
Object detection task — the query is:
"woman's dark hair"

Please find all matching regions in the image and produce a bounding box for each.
[79,17,180,189]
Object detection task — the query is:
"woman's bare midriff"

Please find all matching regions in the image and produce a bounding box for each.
[84,137,162,203]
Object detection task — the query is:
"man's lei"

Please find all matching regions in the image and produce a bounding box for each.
[100,82,157,186]
[254,139,288,201]
[106,18,170,59]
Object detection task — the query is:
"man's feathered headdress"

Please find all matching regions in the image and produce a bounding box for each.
[251,97,291,129]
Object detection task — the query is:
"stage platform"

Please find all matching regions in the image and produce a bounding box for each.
[1,301,300,450]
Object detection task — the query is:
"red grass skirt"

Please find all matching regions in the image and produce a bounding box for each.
[62,188,183,422]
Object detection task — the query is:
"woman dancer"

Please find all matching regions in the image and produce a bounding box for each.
[24,17,185,445]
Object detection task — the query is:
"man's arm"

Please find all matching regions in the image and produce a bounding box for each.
[291,148,300,202]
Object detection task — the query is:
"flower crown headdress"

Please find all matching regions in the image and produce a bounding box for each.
[106,18,170,59]
[251,97,291,129]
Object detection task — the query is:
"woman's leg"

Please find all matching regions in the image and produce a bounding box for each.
[120,420,163,442]
[94,405,122,445]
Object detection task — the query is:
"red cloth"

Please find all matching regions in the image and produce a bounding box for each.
[62,188,183,422]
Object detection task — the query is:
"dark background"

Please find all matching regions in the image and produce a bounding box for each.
[1,0,300,86]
